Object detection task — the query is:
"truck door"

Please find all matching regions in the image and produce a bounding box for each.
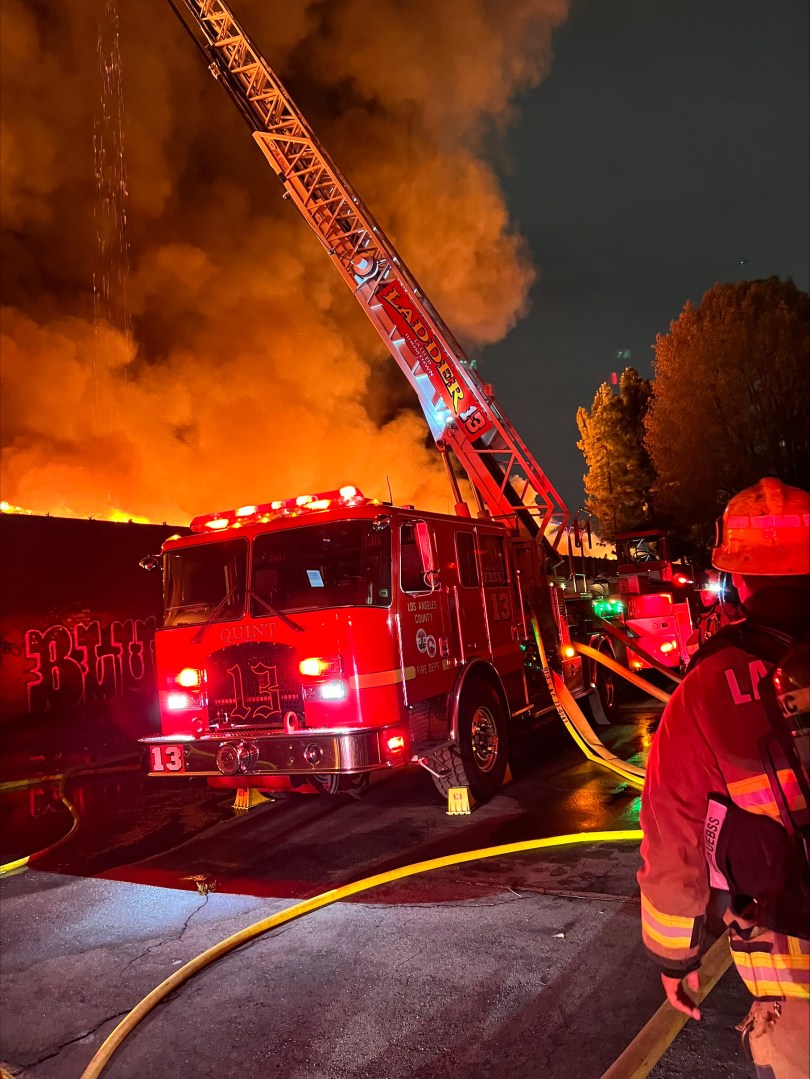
[451,529,490,660]
[397,518,450,702]
[478,532,521,674]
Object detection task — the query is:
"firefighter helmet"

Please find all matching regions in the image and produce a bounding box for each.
[712,478,810,575]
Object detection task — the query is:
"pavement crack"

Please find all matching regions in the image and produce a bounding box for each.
[510,886,637,902]
[120,892,210,976]
[15,1008,130,1072]
[393,945,426,969]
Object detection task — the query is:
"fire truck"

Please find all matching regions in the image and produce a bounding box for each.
[610,529,698,671]
[561,528,703,719]
[140,0,606,803]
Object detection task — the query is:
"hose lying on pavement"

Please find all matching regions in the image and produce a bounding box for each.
[0,759,139,876]
[599,933,732,1079]
[79,827,644,1079]
[22,624,669,1074]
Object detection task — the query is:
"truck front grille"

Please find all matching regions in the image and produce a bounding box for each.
[207,642,303,730]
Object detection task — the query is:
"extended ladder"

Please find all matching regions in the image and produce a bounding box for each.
[170,0,569,538]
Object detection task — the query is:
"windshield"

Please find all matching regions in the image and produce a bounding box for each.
[619,536,662,564]
[163,539,248,627]
[251,520,392,614]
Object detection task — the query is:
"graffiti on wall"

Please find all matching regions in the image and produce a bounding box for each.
[23,617,158,713]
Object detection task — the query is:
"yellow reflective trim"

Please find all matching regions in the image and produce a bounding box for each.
[641,894,695,930]
[736,976,809,1001]
[728,769,795,798]
[642,924,693,950]
[349,666,416,690]
[732,953,810,973]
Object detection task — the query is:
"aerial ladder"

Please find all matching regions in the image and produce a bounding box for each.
[168,0,569,542]
[135,0,652,806]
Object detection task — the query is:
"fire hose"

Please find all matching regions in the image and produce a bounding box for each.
[591,615,684,686]
[0,665,716,1077]
[9,626,681,1074]
[571,641,674,705]
[77,623,667,1076]
[0,759,139,876]
[79,827,644,1079]
[530,614,664,789]
[78,821,731,1079]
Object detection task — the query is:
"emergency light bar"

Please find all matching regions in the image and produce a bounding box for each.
[190,486,374,533]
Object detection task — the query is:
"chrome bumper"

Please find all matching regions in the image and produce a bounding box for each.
[140,726,399,777]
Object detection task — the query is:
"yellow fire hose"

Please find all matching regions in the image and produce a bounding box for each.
[572,641,674,705]
[591,616,684,686]
[531,615,663,789]
[0,759,139,876]
[10,627,679,1076]
[79,827,644,1079]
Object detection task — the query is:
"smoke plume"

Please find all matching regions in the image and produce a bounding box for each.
[0,0,569,523]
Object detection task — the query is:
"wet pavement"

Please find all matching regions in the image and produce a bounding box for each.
[0,701,756,1078]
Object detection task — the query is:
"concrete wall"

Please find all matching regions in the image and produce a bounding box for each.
[0,515,187,769]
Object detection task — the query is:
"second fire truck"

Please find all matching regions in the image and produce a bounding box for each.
[141,0,615,803]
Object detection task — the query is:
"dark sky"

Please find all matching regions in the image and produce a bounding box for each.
[483,0,810,512]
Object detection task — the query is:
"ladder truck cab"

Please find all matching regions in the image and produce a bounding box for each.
[598,528,699,673]
[144,486,586,801]
[140,0,600,802]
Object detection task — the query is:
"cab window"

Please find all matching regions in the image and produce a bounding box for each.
[400,521,431,594]
[455,532,479,588]
[479,534,508,586]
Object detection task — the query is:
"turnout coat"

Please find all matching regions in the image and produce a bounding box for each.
[637,624,809,1002]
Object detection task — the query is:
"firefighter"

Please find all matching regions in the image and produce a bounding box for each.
[637,477,810,1079]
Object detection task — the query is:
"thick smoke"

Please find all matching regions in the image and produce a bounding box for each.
[0,0,569,523]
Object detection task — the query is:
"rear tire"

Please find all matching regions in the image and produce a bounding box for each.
[430,678,508,803]
[594,647,620,722]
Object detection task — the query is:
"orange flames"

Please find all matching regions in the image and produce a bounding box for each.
[0,499,150,524]
[0,1,570,525]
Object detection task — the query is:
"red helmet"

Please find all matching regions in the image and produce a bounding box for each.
[712,478,810,575]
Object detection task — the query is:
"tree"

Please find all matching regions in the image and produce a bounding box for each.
[576,366,657,541]
[644,277,810,547]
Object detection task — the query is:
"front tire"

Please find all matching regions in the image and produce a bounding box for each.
[430,678,508,803]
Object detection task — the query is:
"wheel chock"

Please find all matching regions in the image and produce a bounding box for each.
[232,788,273,813]
[447,786,475,815]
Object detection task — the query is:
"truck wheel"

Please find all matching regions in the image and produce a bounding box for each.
[430,679,508,803]
[594,647,620,722]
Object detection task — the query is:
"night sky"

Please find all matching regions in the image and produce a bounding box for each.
[485,0,809,511]
[1,0,807,523]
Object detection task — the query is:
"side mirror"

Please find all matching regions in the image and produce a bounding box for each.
[414,521,437,573]
[424,568,441,592]
[139,554,161,572]
[372,513,392,532]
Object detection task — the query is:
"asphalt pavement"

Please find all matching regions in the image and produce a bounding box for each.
[0,705,756,1079]
[1,825,752,1078]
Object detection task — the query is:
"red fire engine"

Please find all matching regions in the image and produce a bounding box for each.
[581,529,699,675]
[609,529,698,671]
[141,0,604,802]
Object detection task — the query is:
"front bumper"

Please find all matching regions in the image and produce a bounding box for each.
[140,725,402,778]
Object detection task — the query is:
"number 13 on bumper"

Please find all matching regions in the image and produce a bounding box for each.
[150,745,186,772]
